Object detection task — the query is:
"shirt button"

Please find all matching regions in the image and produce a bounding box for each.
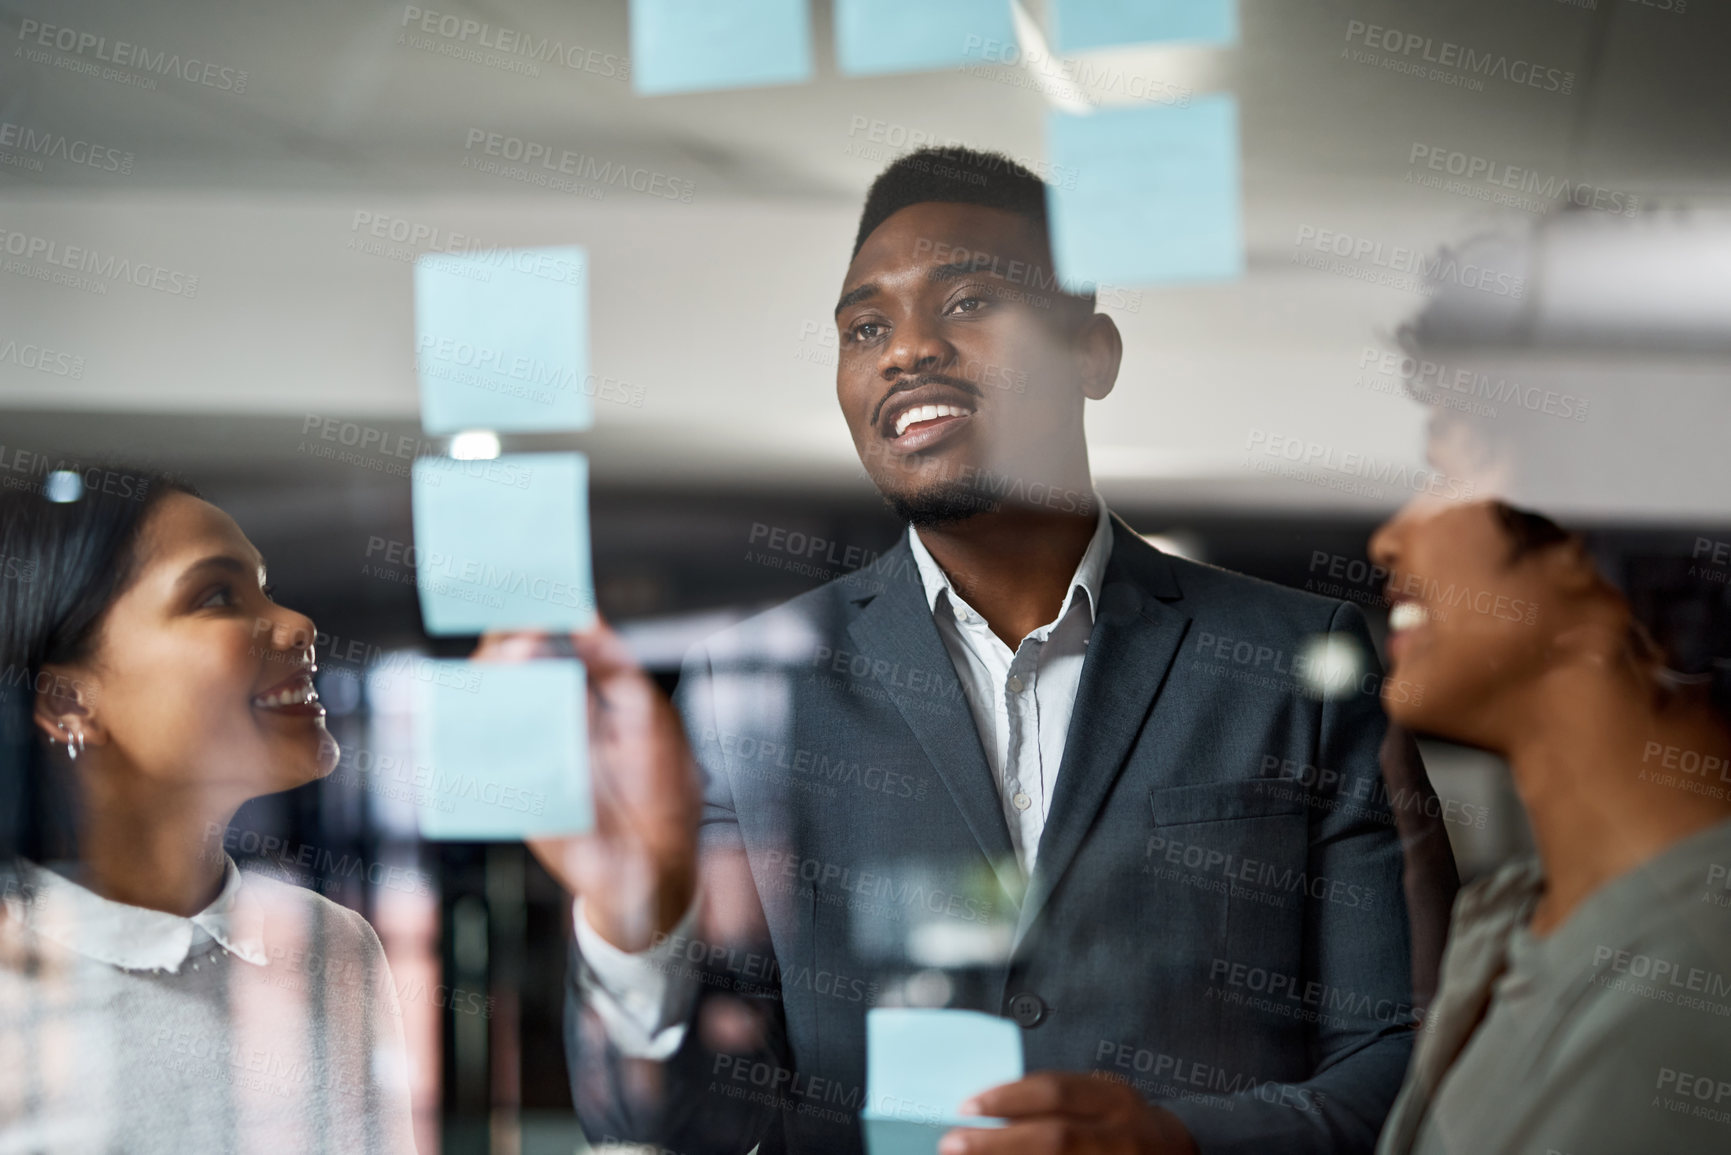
[1007,674,1025,693]
[1012,792,1031,811]
[1008,992,1047,1027]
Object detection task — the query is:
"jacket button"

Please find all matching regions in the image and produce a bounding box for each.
[1007,993,1046,1028]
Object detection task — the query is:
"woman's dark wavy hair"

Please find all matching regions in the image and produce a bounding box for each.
[0,467,196,870]
[1492,501,1731,726]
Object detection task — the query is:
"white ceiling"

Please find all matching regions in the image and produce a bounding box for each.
[2,0,1727,517]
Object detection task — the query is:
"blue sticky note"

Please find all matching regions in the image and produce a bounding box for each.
[631,0,813,95]
[410,452,595,635]
[413,659,591,840]
[414,246,590,435]
[1047,95,1243,288]
[835,0,1015,76]
[861,1008,1021,1152]
[1052,0,1237,54]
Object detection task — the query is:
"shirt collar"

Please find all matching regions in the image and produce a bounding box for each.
[9,854,269,972]
[907,497,1114,629]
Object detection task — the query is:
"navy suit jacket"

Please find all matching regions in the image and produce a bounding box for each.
[568,518,1431,1154]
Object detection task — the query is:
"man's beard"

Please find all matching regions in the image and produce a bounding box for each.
[883,479,1001,527]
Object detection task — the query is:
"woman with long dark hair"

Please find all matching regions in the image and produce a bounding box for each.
[0,468,414,1154]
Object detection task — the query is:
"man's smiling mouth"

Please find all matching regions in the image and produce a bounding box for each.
[875,377,983,454]
[892,403,973,438]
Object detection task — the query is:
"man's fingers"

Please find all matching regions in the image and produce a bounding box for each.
[472,630,557,661]
[525,834,592,895]
[963,1073,1132,1120]
[939,1118,1080,1155]
[567,617,642,681]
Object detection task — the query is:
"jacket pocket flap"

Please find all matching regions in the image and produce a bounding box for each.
[1148,779,1308,826]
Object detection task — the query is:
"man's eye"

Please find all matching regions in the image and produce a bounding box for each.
[850,321,885,342]
[950,296,986,313]
[200,585,235,609]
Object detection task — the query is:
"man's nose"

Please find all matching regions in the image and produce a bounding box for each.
[880,315,951,378]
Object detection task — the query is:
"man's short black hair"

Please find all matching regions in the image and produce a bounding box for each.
[852,145,1051,258]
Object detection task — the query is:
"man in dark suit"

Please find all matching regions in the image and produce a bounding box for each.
[530,146,1454,1154]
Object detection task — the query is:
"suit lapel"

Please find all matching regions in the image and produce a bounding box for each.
[1013,520,1191,950]
[845,543,1023,906]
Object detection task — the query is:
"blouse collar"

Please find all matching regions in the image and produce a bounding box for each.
[7,854,269,972]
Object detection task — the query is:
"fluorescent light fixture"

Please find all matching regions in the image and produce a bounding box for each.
[449,430,501,461]
[44,471,83,503]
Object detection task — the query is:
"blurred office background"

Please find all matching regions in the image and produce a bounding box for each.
[3,0,1729,1149]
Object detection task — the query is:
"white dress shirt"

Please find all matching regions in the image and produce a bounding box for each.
[575,501,1116,1057]
[906,499,1112,876]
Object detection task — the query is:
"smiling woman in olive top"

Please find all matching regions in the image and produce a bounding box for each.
[1369,498,1731,1155]
[0,470,415,1155]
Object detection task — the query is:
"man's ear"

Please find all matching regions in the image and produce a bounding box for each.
[1076,312,1123,402]
[32,665,102,753]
